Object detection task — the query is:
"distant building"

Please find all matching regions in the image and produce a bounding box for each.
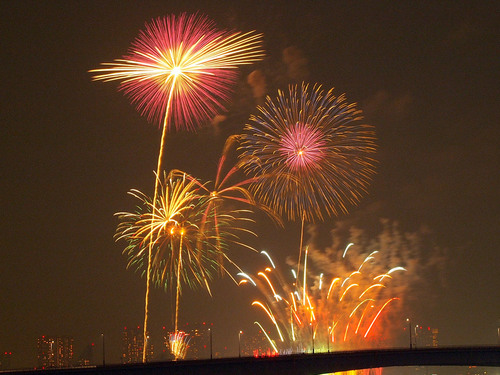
[243,328,275,357]
[121,326,153,363]
[415,326,438,348]
[76,342,95,367]
[37,336,74,369]
[0,351,13,370]
[185,322,212,360]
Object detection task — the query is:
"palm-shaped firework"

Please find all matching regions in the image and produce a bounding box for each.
[91,13,264,359]
[171,135,282,251]
[115,172,248,351]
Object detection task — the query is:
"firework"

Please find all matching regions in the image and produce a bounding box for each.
[238,244,405,355]
[239,83,377,223]
[239,83,376,286]
[93,14,264,359]
[115,173,210,289]
[115,172,240,334]
[171,135,282,250]
[91,13,264,132]
[168,331,191,360]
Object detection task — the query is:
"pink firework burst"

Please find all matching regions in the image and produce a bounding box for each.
[279,122,327,173]
[239,83,377,223]
[91,13,264,132]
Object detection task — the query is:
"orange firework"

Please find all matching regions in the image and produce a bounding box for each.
[238,244,404,354]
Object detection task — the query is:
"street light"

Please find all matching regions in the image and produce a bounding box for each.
[208,328,213,360]
[415,325,419,348]
[239,330,243,357]
[406,318,412,349]
[327,327,331,353]
[101,333,105,366]
[310,323,315,354]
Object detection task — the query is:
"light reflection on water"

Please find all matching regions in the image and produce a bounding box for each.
[317,366,500,375]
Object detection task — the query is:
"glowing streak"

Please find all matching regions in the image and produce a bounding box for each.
[341,278,351,288]
[237,272,256,286]
[364,298,399,338]
[261,250,276,269]
[306,294,316,322]
[355,302,373,334]
[294,291,301,301]
[349,271,361,278]
[343,322,350,341]
[254,322,278,353]
[319,273,324,290]
[174,230,184,334]
[303,246,309,302]
[291,292,298,314]
[358,284,385,299]
[258,272,280,301]
[349,299,373,318]
[291,269,297,279]
[342,243,354,258]
[331,321,339,343]
[374,274,392,282]
[252,301,284,342]
[327,278,341,299]
[340,283,358,301]
[358,251,378,272]
[388,267,407,274]
[292,310,302,325]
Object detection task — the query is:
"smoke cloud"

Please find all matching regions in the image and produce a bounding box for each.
[284,218,448,343]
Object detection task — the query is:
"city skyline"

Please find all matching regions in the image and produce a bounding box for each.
[4,319,442,369]
[1,0,498,370]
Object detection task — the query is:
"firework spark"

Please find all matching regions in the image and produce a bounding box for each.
[239,83,377,223]
[239,244,404,354]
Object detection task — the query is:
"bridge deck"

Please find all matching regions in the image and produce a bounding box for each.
[7,346,500,375]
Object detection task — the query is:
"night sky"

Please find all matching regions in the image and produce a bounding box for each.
[1,1,499,369]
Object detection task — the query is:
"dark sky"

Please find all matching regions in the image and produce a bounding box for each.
[1,0,499,369]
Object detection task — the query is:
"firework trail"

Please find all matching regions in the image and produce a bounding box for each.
[92,13,264,359]
[239,83,377,285]
[238,244,404,355]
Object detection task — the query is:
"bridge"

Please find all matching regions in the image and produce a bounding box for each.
[10,346,500,375]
